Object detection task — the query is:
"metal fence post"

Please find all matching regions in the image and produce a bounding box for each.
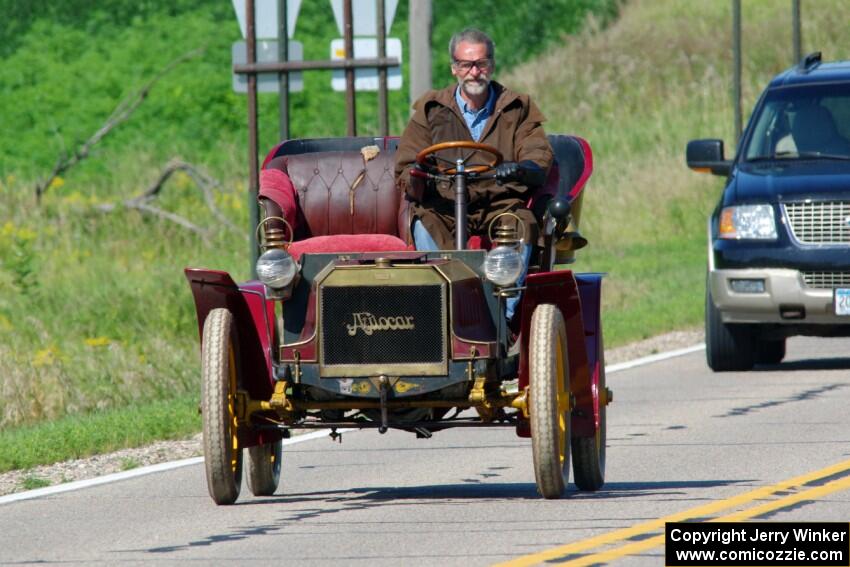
[792,0,802,64]
[247,0,260,273]
[377,0,388,136]
[732,0,742,143]
[409,0,432,106]
[344,0,356,136]
[278,0,290,140]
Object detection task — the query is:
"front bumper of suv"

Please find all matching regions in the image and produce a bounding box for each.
[709,268,850,324]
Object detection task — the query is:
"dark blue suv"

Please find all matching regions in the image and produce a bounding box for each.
[687,53,850,371]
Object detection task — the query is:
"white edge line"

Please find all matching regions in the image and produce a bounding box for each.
[607,343,706,374]
[2,343,708,505]
[0,428,352,505]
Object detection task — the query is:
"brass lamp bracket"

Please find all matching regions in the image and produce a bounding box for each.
[487,212,526,247]
[256,216,294,251]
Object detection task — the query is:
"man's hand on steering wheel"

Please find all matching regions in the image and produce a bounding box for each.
[495,161,522,184]
[495,160,546,187]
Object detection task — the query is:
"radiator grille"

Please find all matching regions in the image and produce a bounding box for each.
[802,271,850,289]
[783,201,850,244]
[320,284,446,369]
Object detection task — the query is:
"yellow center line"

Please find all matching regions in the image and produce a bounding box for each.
[497,458,850,567]
[549,475,850,566]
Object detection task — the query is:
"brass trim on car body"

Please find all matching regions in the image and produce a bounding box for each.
[433,261,499,359]
[279,254,500,370]
[279,260,340,362]
[317,262,449,377]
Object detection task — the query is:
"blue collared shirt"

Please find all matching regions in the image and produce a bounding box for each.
[455,84,496,142]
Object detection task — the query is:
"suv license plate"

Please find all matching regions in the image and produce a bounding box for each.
[835,288,850,316]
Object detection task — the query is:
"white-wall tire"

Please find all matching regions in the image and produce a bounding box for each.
[529,303,570,499]
[201,308,243,505]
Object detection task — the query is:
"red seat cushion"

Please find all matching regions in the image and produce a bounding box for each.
[259,168,299,233]
[287,234,412,261]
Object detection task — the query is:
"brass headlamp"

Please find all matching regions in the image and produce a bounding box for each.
[255,217,299,299]
[483,213,526,289]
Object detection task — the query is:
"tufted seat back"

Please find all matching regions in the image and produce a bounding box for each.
[282,150,407,241]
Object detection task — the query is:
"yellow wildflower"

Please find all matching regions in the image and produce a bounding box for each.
[15,226,36,241]
[48,176,65,190]
[62,191,84,205]
[221,192,244,212]
[32,346,62,368]
[84,337,112,347]
[174,170,192,190]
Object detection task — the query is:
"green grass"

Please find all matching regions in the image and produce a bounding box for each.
[0,396,200,472]
[20,476,51,490]
[590,232,707,345]
[120,457,142,471]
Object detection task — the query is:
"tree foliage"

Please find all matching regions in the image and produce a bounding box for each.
[0,0,619,179]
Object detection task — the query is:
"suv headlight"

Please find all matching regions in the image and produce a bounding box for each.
[256,248,299,289]
[718,204,777,240]
[483,245,524,287]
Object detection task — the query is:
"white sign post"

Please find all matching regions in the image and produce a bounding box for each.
[329,0,399,36]
[330,38,403,91]
[231,0,303,39]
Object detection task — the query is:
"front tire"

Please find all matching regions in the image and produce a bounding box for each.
[529,304,571,499]
[247,440,282,496]
[755,337,786,365]
[705,285,754,371]
[202,308,243,505]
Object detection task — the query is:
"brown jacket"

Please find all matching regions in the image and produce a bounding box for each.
[394,81,554,249]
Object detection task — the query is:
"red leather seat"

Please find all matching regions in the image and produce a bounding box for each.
[259,149,412,260]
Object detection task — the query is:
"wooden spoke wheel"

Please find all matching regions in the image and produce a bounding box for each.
[571,332,607,491]
[201,308,243,505]
[529,303,571,499]
[415,140,503,175]
[247,440,282,496]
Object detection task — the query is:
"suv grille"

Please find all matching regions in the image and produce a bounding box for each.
[783,201,850,244]
[320,284,447,374]
[801,271,850,289]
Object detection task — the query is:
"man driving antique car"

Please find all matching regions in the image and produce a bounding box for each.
[394,27,554,320]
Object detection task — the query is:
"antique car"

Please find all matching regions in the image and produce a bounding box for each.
[688,53,850,371]
[186,134,610,504]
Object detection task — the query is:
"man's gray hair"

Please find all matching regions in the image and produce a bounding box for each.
[448,28,495,61]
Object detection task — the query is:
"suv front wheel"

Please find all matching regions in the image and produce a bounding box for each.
[705,284,755,371]
[755,337,786,365]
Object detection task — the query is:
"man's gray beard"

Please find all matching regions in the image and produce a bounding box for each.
[460,77,489,97]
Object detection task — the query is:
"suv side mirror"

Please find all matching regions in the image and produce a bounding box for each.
[686,139,733,176]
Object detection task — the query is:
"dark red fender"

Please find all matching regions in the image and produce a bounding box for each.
[575,273,604,438]
[516,270,603,439]
[184,268,280,447]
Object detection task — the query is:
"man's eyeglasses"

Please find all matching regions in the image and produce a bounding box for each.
[453,58,492,73]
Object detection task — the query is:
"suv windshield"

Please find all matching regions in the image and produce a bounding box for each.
[744,83,850,161]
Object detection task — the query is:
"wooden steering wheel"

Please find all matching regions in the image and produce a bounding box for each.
[415,141,503,175]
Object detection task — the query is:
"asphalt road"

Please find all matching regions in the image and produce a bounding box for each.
[2,337,849,566]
